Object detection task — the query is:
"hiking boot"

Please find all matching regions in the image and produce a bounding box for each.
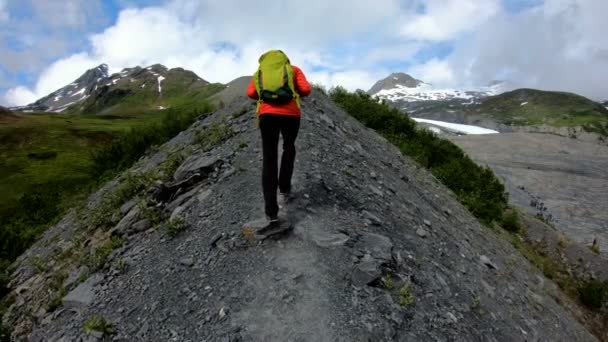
[255,216,293,240]
[266,214,279,224]
[278,192,289,209]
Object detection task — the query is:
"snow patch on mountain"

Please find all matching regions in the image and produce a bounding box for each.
[374,83,502,103]
[72,88,86,97]
[158,76,165,93]
[413,118,499,135]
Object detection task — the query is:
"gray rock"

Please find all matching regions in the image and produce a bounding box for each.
[110,207,141,236]
[369,185,384,197]
[197,189,213,203]
[352,254,382,286]
[362,211,382,226]
[62,274,104,308]
[173,153,222,182]
[63,266,89,289]
[356,233,393,262]
[131,219,151,233]
[120,199,137,215]
[311,231,350,248]
[90,330,104,339]
[423,219,432,227]
[416,228,428,238]
[480,255,498,270]
[180,257,195,267]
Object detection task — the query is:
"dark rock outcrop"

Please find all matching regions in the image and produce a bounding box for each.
[368,73,424,95]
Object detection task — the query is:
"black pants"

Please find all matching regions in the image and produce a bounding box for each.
[259,114,301,217]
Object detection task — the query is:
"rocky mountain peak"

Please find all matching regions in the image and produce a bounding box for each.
[3,87,595,341]
[368,72,425,95]
[11,63,212,114]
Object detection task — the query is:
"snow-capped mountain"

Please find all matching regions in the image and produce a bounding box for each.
[11,64,212,114]
[368,73,504,110]
[12,64,109,113]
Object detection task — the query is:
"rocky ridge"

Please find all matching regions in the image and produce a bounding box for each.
[3,90,596,341]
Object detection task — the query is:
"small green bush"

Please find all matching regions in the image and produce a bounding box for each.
[196,121,235,151]
[164,217,187,238]
[577,279,607,310]
[83,314,114,335]
[501,209,521,232]
[398,283,415,306]
[85,236,123,270]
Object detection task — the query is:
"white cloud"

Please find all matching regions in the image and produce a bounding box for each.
[407,59,454,86]
[2,0,409,106]
[3,0,608,106]
[308,70,386,92]
[4,87,37,107]
[400,0,500,41]
[2,53,100,106]
[443,0,608,99]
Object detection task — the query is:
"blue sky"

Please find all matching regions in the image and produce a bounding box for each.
[1,0,606,106]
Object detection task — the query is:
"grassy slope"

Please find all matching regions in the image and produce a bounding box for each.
[0,112,160,217]
[0,80,224,216]
[477,88,608,132]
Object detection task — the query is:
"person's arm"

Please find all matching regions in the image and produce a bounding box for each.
[246,78,259,100]
[292,66,311,97]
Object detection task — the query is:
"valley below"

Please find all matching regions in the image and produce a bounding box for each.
[449,132,608,253]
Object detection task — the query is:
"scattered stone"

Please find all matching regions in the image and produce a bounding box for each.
[416,228,428,238]
[370,172,377,179]
[110,207,141,236]
[362,210,382,226]
[173,154,222,182]
[480,255,498,270]
[355,233,393,262]
[90,330,104,339]
[423,219,431,227]
[180,257,195,267]
[120,199,137,215]
[310,231,350,248]
[131,219,151,234]
[352,254,382,286]
[219,307,228,319]
[197,189,213,203]
[369,185,384,197]
[63,266,90,289]
[444,208,452,216]
[62,274,104,308]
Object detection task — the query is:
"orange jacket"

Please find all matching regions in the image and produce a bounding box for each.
[246,65,311,116]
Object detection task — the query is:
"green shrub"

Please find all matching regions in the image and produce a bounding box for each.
[398,283,415,306]
[91,103,213,179]
[311,83,328,95]
[85,236,123,270]
[196,121,235,151]
[163,217,187,238]
[83,314,114,335]
[501,209,521,232]
[329,86,508,225]
[578,279,608,310]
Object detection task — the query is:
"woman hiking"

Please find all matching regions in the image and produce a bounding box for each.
[246,50,311,224]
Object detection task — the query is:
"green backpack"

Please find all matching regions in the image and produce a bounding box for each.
[253,50,300,110]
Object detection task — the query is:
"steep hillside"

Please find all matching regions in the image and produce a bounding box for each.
[12,64,225,115]
[1,91,597,341]
[476,88,608,133]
